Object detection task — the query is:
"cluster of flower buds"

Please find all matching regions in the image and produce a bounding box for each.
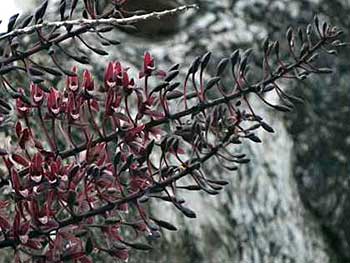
[0,16,345,262]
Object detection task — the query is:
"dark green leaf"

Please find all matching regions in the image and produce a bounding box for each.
[263,37,270,53]
[200,51,211,71]
[67,191,77,207]
[79,36,108,56]
[272,104,293,112]
[85,237,93,255]
[113,152,121,167]
[164,70,179,82]
[97,26,114,33]
[230,50,240,68]
[317,68,333,74]
[166,90,183,100]
[216,58,229,76]
[34,0,48,23]
[28,67,45,76]
[125,242,153,251]
[20,95,32,106]
[19,15,33,29]
[30,75,45,84]
[168,63,180,71]
[0,98,11,111]
[286,26,293,44]
[35,64,62,77]
[116,24,138,33]
[152,218,177,231]
[59,0,66,21]
[247,133,262,143]
[207,179,229,186]
[146,140,155,157]
[188,56,201,75]
[7,13,19,32]
[0,65,16,75]
[261,122,274,133]
[204,77,221,92]
[0,107,9,115]
[70,0,78,17]
[234,158,250,164]
[178,205,196,218]
[178,185,201,191]
[165,82,180,93]
[0,148,8,156]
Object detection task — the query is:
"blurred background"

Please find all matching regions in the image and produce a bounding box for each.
[1,0,349,262]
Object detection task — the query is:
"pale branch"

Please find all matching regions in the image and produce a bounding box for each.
[0,4,199,41]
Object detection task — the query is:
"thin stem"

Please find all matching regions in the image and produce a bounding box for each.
[51,119,58,152]
[38,107,56,152]
[124,96,136,127]
[88,100,103,138]
[0,5,199,41]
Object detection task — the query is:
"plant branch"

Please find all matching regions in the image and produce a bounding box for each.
[7,36,328,181]
[0,5,198,42]
[59,37,328,157]
[0,131,228,249]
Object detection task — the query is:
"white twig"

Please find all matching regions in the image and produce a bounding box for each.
[0,4,199,41]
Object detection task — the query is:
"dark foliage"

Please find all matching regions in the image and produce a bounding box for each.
[0,0,346,262]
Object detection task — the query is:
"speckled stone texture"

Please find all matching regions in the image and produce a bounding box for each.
[103,1,334,262]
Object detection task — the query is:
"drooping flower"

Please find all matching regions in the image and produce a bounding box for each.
[31,83,45,105]
[66,92,81,121]
[136,95,164,120]
[82,70,94,97]
[139,52,155,78]
[66,66,79,92]
[104,62,116,89]
[47,87,61,116]
[122,70,135,95]
[16,89,31,117]
[29,153,44,183]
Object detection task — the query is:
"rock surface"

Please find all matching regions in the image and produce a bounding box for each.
[99,1,335,262]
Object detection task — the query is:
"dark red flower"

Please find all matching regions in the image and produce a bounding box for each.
[105,89,122,116]
[139,52,155,78]
[122,70,135,95]
[0,148,8,156]
[82,70,94,97]
[18,128,31,150]
[124,124,145,143]
[137,95,164,120]
[11,169,30,198]
[13,211,35,246]
[67,92,81,121]
[31,83,45,105]
[30,153,43,183]
[66,66,79,92]
[45,159,62,184]
[16,90,31,117]
[15,121,22,137]
[104,62,116,89]
[114,62,123,83]
[12,153,30,167]
[47,87,61,116]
